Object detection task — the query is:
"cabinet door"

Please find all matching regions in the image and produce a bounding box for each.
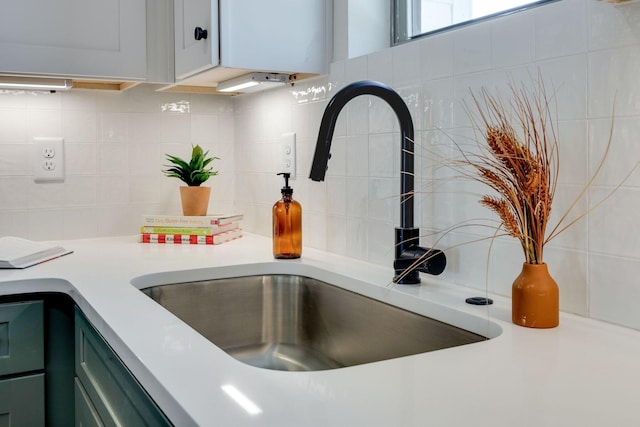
[220,0,327,74]
[174,0,220,80]
[74,377,104,427]
[0,301,44,377]
[0,374,45,427]
[0,0,146,80]
[75,309,171,426]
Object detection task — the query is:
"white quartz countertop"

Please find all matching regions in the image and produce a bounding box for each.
[1,234,639,426]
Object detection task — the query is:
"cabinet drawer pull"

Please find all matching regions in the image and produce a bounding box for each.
[194,27,208,40]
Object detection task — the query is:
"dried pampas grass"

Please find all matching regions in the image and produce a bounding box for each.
[452,77,632,264]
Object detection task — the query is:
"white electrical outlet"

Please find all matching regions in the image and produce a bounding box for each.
[33,137,65,183]
[282,132,296,178]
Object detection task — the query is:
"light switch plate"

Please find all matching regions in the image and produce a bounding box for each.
[282,132,296,178]
[33,137,65,183]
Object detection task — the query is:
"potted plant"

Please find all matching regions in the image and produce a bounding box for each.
[163,144,219,216]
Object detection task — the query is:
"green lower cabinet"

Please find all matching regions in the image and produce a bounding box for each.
[0,373,45,426]
[0,300,45,427]
[74,308,171,426]
[74,377,104,427]
[0,300,44,376]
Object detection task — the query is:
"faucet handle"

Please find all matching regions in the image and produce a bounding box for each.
[394,246,446,280]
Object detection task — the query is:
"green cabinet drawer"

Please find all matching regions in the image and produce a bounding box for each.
[0,301,44,376]
[74,308,171,426]
[74,377,104,427]
[0,373,45,426]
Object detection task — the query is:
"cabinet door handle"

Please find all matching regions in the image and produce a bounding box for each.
[194,27,208,41]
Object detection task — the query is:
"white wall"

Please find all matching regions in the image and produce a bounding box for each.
[333,0,390,60]
[1,0,640,331]
[0,85,235,239]
[233,0,640,330]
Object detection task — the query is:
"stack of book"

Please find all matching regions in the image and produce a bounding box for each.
[139,213,243,245]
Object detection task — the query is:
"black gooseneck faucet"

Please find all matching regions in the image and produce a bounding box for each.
[309,80,446,284]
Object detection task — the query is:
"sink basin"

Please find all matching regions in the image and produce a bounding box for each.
[142,274,486,371]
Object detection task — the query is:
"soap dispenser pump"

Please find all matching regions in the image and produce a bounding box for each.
[273,172,302,259]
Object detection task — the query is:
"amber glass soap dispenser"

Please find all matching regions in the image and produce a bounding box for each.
[273,172,302,258]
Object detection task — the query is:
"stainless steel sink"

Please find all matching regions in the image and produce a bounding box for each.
[142,275,485,371]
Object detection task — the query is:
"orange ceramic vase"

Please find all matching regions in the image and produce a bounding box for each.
[512,263,559,328]
[179,186,211,216]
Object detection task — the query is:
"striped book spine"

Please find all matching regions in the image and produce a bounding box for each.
[139,229,242,245]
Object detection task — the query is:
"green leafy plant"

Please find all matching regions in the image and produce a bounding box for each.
[163,145,219,186]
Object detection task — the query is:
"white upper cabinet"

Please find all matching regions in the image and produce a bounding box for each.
[220,0,327,74]
[174,0,328,83]
[0,0,146,80]
[174,0,220,81]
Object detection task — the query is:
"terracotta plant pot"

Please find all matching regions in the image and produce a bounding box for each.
[512,263,559,328]
[179,186,211,216]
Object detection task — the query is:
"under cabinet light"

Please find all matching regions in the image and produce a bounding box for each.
[0,76,72,92]
[217,72,289,94]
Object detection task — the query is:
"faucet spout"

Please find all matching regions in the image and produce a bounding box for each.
[309,80,446,284]
[309,80,415,229]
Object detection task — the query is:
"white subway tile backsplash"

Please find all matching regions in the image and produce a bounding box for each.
[590,253,640,329]
[588,0,640,51]
[544,246,589,316]
[0,177,28,209]
[367,220,395,266]
[588,187,640,259]
[535,0,588,60]
[98,143,129,175]
[98,175,130,207]
[346,177,368,219]
[63,110,96,143]
[0,109,27,142]
[368,178,395,223]
[589,117,640,187]
[64,176,97,206]
[62,90,97,111]
[27,181,66,209]
[345,55,368,83]
[421,78,454,130]
[27,209,65,240]
[452,24,491,75]
[369,97,396,134]
[159,113,191,143]
[588,45,640,118]
[367,48,393,85]
[27,110,62,141]
[63,207,99,239]
[326,215,348,256]
[556,120,588,186]
[65,143,97,175]
[25,91,62,110]
[538,54,588,121]
[369,133,396,178]
[305,211,327,250]
[490,12,535,69]
[545,184,589,252]
[0,211,28,237]
[346,96,369,135]
[190,114,219,145]
[392,41,421,87]
[98,112,128,143]
[0,144,29,175]
[127,113,160,144]
[1,0,640,330]
[420,32,454,81]
[345,135,369,177]
[346,217,368,261]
